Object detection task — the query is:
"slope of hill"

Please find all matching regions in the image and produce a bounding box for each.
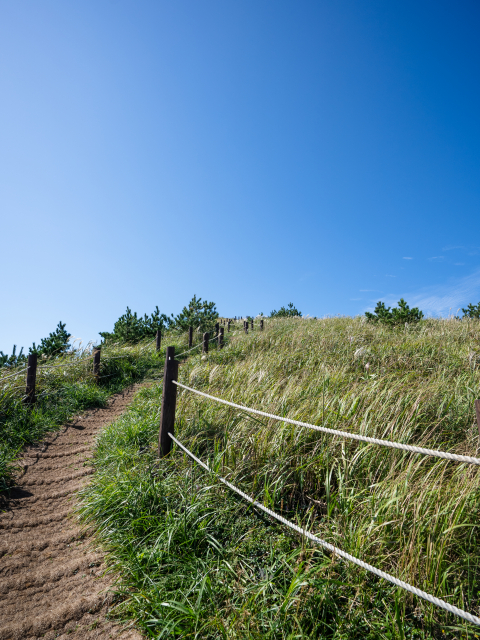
[79,318,480,638]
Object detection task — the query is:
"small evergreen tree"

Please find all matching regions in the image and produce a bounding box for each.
[462,302,480,319]
[30,321,71,357]
[173,295,217,334]
[99,306,169,344]
[0,345,26,368]
[270,302,302,318]
[365,299,423,327]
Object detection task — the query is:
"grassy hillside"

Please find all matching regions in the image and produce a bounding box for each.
[79,318,480,638]
[0,334,188,492]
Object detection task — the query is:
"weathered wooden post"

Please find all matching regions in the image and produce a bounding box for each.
[93,347,101,384]
[219,326,224,349]
[156,330,161,352]
[260,319,264,331]
[188,326,193,348]
[251,319,254,330]
[203,332,209,353]
[24,353,38,405]
[227,320,231,332]
[244,321,248,334]
[215,322,219,337]
[158,346,179,457]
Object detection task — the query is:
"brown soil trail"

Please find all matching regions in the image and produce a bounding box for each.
[0,385,147,640]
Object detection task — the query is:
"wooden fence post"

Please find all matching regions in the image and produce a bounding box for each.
[475,400,480,438]
[227,320,231,332]
[260,319,264,331]
[24,353,37,405]
[244,321,248,334]
[215,322,219,337]
[251,319,254,330]
[219,326,224,349]
[156,330,161,352]
[188,326,193,348]
[93,347,101,383]
[158,346,179,457]
[203,332,209,353]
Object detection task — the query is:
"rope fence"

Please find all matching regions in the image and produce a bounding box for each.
[154,334,480,627]
[169,433,480,627]
[172,382,480,465]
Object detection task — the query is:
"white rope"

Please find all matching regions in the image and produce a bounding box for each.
[176,334,223,359]
[38,357,91,370]
[169,433,480,627]
[176,343,203,358]
[0,366,28,381]
[173,382,480,465]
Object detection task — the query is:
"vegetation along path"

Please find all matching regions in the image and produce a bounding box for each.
[0,384,146,640]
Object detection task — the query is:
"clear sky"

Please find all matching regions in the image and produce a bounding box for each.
[1,0,479,352]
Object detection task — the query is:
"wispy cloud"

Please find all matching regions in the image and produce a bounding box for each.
[442,245,465,251]
[428,256,445,262]
[402,257,413,260]
[350,297,362,301]
[359,289,380,292]
[377,268,480,316]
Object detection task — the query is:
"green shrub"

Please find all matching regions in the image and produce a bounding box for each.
[1,321,72,368]
[462,302,480,319]
[100,306,169,344]
[270,302,301,318]
[30,321,71,357]
[173,294,217,334]
[365,298,423,326]
[0,345,26,368]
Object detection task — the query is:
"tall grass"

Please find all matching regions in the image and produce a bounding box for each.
[79,318,480,638]
[0,333,191,492]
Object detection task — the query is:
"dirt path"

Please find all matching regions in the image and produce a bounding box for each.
[0,384,147,640]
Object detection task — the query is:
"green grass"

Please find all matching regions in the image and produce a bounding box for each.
[79,318,480,638]
[0,333,191,492]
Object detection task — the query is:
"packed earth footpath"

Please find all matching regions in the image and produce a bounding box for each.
[0,385,146,640]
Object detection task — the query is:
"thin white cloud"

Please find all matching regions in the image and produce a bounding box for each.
[402,257,413,260]
[376,268,480,316]
[428,256,445,261]
[454,263,465,266]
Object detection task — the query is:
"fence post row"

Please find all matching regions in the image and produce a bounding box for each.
[203,332,209,353]
[188,326,193,348]
[219,326,224,349]
[158,346,179,457]
[156,330,161,352]
[93,347,101,383]
[24,353,37,405]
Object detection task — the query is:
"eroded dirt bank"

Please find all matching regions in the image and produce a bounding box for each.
[0,385,147,640]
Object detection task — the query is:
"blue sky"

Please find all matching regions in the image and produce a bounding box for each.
[1,0,479,352]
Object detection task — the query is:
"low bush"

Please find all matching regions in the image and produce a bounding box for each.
[173,294,218,334]
[99,306,169,344]
[462,302,480,319]
[365,298,424,326]
[270,302,301,318]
